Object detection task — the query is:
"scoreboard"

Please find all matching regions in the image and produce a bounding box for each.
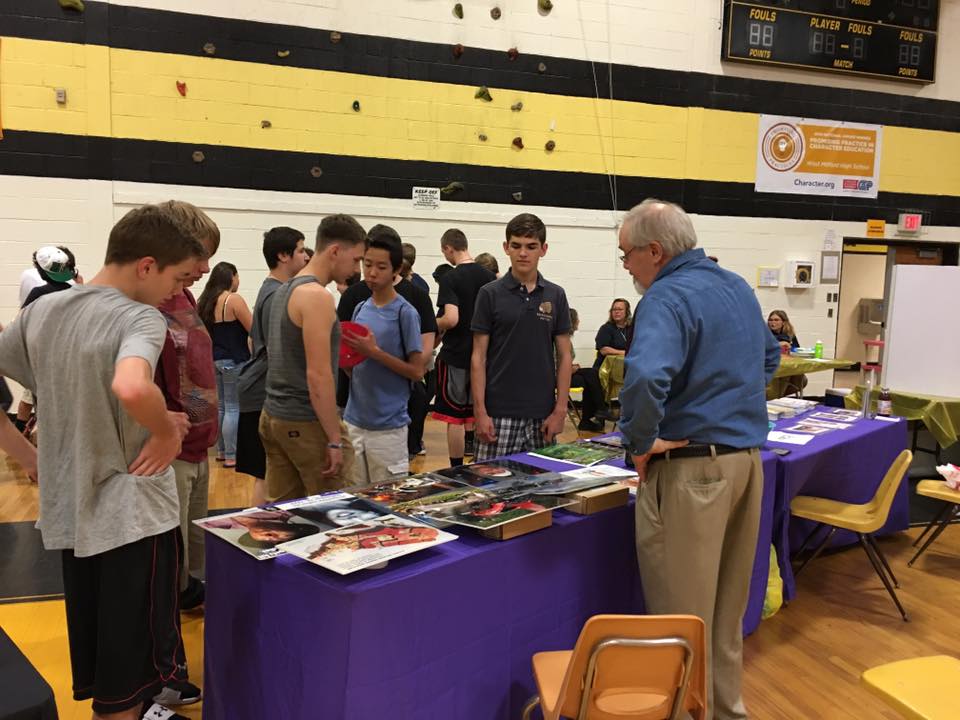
[722,0,938,83]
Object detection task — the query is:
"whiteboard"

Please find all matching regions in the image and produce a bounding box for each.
[883,265,960,398]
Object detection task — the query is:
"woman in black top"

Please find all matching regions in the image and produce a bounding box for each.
[767,309,800,350]
[198,262,252,467]
[593,298,632,370]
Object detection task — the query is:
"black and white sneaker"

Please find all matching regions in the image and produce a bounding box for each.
[152,680,202,706]
[141,702,190,720]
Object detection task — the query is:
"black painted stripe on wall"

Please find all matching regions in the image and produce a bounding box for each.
[2,1,959,133]
[2,130,958,226]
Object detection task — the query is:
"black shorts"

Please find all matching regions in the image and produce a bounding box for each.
[431,357,473,424]
[236,410,266,479]
[61,528,188,714]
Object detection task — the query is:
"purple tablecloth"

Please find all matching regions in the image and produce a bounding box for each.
[202,469,640,720]
[765,410,910,600]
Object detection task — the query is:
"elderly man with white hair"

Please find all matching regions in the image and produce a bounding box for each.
[617,198,781,720]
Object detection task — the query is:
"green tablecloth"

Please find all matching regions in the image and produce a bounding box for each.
[767,356,855,399]
[845,386,960,448]
[600,354,854,403]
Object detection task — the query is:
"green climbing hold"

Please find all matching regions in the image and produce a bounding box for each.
[58,0,85,11]
[538,0,553,12]
[440,182,465,197]
[453,3,464,19]
[475,86,493,102]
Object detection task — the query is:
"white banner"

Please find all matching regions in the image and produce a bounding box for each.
[756,115,882,199]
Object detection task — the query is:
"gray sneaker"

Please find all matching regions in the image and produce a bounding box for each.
[152,680,201,706]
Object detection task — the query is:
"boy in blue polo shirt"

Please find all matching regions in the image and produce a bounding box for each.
[342,226,424,484]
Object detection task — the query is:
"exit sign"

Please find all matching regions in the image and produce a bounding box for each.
[898,213,923,234]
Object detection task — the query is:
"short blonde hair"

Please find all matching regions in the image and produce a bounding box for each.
[157,200,220,255]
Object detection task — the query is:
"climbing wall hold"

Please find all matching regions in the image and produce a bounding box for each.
[507,47,519,61]
[352,100,361,112]
[490,7,502,19]
[545,140,556,152]
[478,133,488,142]
[176,81,187,97]
[203,42,216,55]
[510,101,523,112]
[453,44,465,58]
[440,182,465,197]
[330,31,342,43]
[310,166,323,178]
[512,137,524,149]
[453,3,464,18]
[277,49,291,58]
[475,86,493,102]
[538,62,547,73]
[261,120,272,129]
[538,0,553,13]
[192,150,205,163]
[512,191,523,202]
[58,0,85,11]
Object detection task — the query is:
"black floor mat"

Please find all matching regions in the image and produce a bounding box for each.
[0,522,62,604]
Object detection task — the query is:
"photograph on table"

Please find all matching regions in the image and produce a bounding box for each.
[278,514,459,575]
[389,486,496,517]
[800,417,852,430]
[586,434,624,449]
[432,493,576,530]
[786,422,835,435]
[195,491,390,560]
[548,464,637,494]
[529,441,624,466]
[809,411,859,423]
[353,474,469,506]
[433,458,559,487]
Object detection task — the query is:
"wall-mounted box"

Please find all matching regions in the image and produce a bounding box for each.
[783,261,817,289]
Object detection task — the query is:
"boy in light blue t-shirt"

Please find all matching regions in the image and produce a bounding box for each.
[342,226,424,484]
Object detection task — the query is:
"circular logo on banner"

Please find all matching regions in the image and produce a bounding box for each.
[761,123,804,172]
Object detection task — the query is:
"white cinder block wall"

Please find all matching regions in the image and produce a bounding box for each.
[3,0,960,400]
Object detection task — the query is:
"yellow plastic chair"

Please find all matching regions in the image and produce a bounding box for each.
[520,614,707,720]
[908,480,960,567]
[568,386,585,435]
[790,449,913,621]
[861,655,960,719]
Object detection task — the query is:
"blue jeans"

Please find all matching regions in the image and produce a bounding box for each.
[215,359,242,462]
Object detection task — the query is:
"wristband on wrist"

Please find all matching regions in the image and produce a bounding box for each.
[327,442,343,449]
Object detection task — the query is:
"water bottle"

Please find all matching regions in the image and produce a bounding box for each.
[877,387,893,417]
[814,339,824,359]
[861,368,875,419]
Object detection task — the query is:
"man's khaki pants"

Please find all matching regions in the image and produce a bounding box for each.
[259,410,355,502]
[635,448,762,720]
[172,458,209,592]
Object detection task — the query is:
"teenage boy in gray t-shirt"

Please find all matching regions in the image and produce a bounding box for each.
[0,204,206,720]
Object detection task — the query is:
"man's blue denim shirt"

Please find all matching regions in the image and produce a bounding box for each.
[618,248,781,455]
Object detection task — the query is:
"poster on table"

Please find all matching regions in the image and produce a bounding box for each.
[429,493,576,530]
[756,115,881,199]
[193,491,387,560]
[353,474,469,505]
[529,442,623,467]
[278,514,458,575]
[433,458,559,487]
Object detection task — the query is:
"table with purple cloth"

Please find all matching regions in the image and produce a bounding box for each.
[202,451,641,720]
[202,414,904,720]
[765,408,910,601]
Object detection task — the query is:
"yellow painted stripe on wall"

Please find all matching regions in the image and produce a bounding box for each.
[1,37,958,197]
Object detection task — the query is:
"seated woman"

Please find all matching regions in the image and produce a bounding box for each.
[767,309,800,351]
[593,298,632,370]
[569,309,610,433]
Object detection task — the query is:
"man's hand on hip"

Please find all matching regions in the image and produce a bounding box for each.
[632,438,690,484]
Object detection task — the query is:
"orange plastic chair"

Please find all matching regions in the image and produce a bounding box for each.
[520,614,707,720]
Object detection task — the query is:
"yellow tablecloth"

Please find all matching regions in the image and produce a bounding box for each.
[767,356,855,399]
[846,386,960,448]
[600,354,854,403]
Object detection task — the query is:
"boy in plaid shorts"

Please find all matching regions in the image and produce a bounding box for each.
[470,213,573,461]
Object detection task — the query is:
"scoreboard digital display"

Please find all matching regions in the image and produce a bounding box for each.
[723,0,938,83]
